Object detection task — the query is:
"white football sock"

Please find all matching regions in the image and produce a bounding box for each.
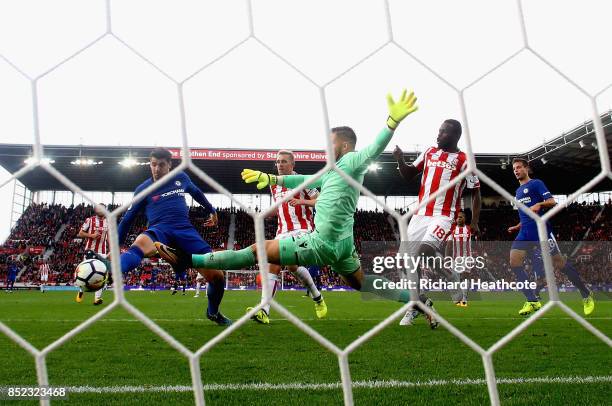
[94,283,105,300]
[262,273,279,315]
[195,281,201,295]
[292,266,321,301]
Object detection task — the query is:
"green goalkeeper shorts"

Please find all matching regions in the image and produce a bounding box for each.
[278,230,361,276]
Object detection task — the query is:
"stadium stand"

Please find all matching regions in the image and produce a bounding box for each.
[1,204,232,289]
[2,200,610,290]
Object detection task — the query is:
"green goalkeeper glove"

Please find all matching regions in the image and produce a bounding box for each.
[386,89,418,130]
[241,169,277,190]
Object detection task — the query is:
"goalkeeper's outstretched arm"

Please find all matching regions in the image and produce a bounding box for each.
[240,89,417,189]
[351,89,418,169]
[240,170,323,190]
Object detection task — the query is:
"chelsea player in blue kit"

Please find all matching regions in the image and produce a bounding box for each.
[507,158,594,316]
[117,148,232,325]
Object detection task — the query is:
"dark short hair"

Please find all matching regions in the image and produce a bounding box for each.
[332,126,357,147]
[512,157,529,167]
[149,147,173,163]
[444,119,462,139]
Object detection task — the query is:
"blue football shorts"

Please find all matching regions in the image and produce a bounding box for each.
[144,223,212,256]
[511,223,560,256]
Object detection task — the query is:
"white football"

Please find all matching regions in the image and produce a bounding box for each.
[75,259,108,292]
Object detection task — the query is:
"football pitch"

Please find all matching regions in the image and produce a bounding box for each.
[0,290,610,405]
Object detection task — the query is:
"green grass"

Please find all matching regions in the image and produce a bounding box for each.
[0,290,610,405]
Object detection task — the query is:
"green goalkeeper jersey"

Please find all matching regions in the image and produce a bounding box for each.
[283,127,394,241]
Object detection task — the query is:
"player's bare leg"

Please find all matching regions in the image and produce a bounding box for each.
[122,233,159,271]
[397,243,440,328]
[118,233,157,291]
[133,234,159,257]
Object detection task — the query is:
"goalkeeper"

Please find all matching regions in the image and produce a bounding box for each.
[156,90,418,303]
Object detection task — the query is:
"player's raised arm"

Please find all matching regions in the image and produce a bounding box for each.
[394,144,422,183]
[241,169,323,190]
[351,90,418,169]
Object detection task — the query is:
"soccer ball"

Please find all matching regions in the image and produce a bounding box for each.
[75,259,108,292]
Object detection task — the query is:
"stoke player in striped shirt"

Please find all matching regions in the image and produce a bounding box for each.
[76,204,110,305]
[39,260,50,293]
[444,211,472,307]
[247,150,327,324]
[394,119,481,327]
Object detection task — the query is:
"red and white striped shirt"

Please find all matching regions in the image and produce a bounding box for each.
[39,263,49,279]
[81,215,109,255]
[413,147,480,218]
[447,225,472,258]
[270,176,318,235]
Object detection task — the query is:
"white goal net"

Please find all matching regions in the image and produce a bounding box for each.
[0,1,611,405]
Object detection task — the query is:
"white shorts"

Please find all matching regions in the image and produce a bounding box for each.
[196,272,205,281]
[274,229,310,240]
[406,214,453,254]
[40,275,48,282]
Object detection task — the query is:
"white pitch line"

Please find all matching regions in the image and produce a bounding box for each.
[61,375,612,393]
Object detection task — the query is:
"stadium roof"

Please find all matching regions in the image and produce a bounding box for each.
[1,112,611,198]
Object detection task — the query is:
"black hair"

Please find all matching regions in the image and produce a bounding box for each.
[460,208,472,223]
[332,126,357,147]
[149,147,173,163]
[444,119,462,139]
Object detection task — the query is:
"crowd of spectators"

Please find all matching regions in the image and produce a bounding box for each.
[2,203,231,288]
[2,200,610,290]
[353,209,396,251]
[233,209,255,250]
[6,203,67,248]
